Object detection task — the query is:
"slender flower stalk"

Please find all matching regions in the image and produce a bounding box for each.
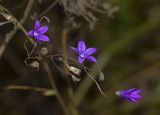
[43,61,69,115]
[116,88,142,103]
[28,20,49,44]
[71,40,97,64]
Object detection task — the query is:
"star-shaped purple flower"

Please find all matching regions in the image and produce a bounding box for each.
[71,40,97,64]
[116,88,142,103]
[27,20,49,43]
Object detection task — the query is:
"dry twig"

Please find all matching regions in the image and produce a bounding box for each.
[0,0,34,58]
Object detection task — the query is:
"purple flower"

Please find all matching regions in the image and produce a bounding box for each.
[28,20,49,43]
[116,88,142,103]
[71,40,97,64]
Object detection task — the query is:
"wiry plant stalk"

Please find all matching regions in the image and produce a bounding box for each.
[61,22,79,114]
[43,60,70,115]
[0,85,56,96]
[0,0,34,59]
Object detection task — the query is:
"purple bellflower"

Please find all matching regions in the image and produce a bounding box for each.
[116,88,142,103]
[28,20,49,43]
[71,40,97,64]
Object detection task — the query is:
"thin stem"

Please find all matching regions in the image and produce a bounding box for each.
[35,0,59,19]
[50,56,70,75]
[43,61,69,115]
[0,20,11,26]
[61,25,79,114]
[47,54,83,68]
[24,40,37,57]
[0,85,55,96]
[0,1,35,58]
[84,67,108,98]
[0,3,35,44]
[61,26,68,72]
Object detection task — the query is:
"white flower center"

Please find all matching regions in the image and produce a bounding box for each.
[80,53,85,58]
[34,31,38,36]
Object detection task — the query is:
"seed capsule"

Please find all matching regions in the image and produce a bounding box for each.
[41,47,48,55]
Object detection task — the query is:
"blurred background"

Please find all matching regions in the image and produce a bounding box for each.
[0,0,160,115]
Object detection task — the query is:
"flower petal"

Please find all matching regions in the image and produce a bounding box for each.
[131,90,141,94]
[86,56,97,63]
[34,20,40,30]
[121,94,137,103]
[126,88,136,93]
[131,94,142,99]
[78,56,85,64]
[85,48,96,56]
[36,34,50,42]
[118,88,142,103]
[27,30,34,36]
[78,40,86,53]
[38,26,48,34]
[70,47,78,53]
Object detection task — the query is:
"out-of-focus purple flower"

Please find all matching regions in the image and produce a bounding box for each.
[116,88,142,103]
[28,20,49,43]
[71,40,97,64]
